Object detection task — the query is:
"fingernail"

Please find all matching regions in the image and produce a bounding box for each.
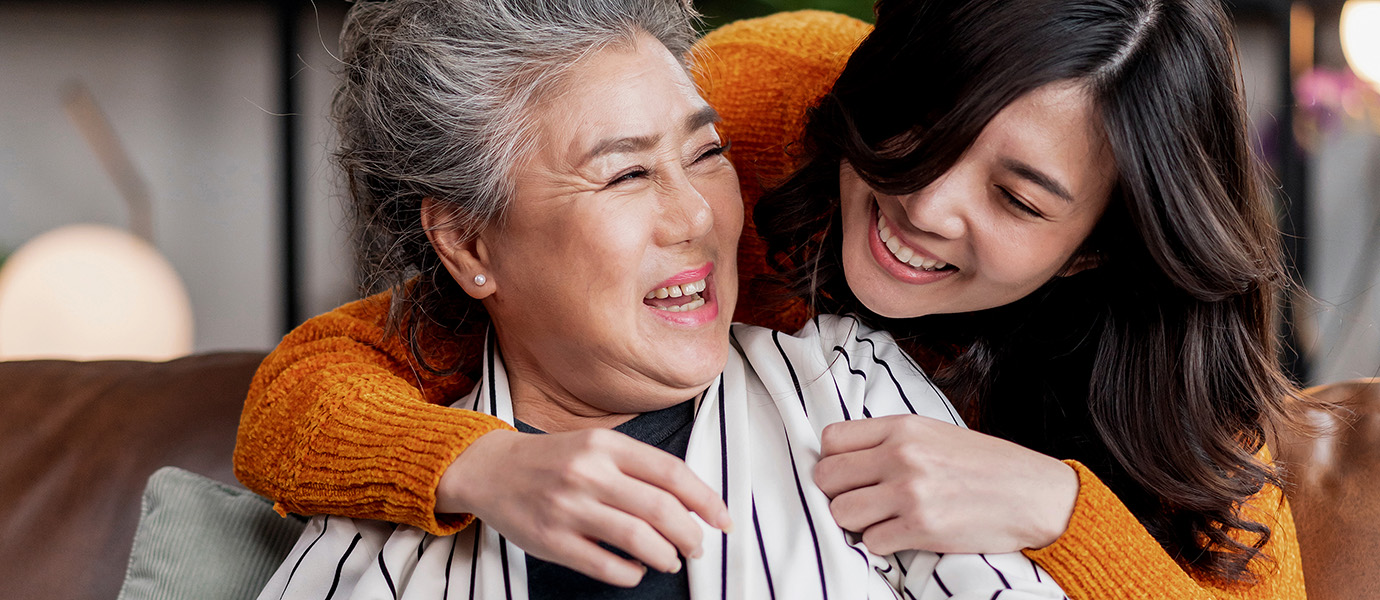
[669,559,683,574]
[690,546,704,559]
[721,517,735,535]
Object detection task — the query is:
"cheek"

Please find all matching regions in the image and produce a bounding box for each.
[495,209,650,298]
[976,224,1090,289]
[837,172,871,215]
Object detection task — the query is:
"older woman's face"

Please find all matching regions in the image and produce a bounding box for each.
[459,34,742,431]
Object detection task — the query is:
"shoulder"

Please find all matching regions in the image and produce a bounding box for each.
[695,10,872,60]
[690,10,870,126]
[690,11,871,194]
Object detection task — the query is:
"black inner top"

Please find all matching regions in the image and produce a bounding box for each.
[514,399,696,600]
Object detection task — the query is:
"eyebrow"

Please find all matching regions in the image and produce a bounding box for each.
[1000,158,1076,203]
[578,106,721,166]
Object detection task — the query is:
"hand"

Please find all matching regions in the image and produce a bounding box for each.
[437,428,733,587]
[814,414,1079,555]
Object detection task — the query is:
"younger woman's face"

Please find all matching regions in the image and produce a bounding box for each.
[838,82,1118,319]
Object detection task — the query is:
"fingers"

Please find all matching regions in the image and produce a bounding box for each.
[571,502,687,575]
[827,483,899,536]
[858,516,917,556]
[819,415,909,457]
[595,478,706,565]
[539,533,649,588]
[814,444,887,497]
[617,444,732,534]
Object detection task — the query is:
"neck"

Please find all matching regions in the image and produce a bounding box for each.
[502,356,639,433]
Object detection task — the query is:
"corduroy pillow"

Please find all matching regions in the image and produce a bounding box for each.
[116,467,306,600]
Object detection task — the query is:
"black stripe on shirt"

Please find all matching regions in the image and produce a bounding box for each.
[832,346,869,381]
[443,535,457,600]
[864,332,961,426]
[487,341,499,415]
[849,335,924,418]
[468,524,482,600]
[932,569,953,597]
[980,554,1012,589]
[499,535,514,600]
[750,498,777,600]
[378,549,398,599]
[780,422,829,599]
[717,375,730,600]
[324,533,363,600]
[278,514,330,599]
[771,329,808,417]
[831,376,852,421]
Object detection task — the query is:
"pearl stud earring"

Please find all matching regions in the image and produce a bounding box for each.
[473,274,487,286]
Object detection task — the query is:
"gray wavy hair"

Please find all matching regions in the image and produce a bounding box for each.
[333,0,700,369]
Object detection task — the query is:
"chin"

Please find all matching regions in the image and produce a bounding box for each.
[669,338,730,389]
[841,246,908,319]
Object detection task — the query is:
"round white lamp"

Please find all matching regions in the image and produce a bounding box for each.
[0,224,193,361]
[1342,0,1380,88]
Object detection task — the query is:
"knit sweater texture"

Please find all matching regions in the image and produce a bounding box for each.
[233,10,1305,599]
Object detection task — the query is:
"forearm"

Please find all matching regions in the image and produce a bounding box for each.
[1024,461,1305,600]
[233,294,512,535]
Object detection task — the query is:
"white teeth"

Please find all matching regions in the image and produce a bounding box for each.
[876,212,952,272]
[645,278,708,305]
[658,297,706,312]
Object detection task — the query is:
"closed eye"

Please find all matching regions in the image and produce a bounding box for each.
[997,186,1042,218]
[694,140,730,163]
[607,167,649,187]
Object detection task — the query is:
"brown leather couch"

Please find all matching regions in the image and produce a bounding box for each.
[0,354,1375,600]
[0,353,265,600]
[1274,378,1380,600]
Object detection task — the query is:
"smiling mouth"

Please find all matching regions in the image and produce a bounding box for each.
[644,276,708,312]
[876,211,956,272]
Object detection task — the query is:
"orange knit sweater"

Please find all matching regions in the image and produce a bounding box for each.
[233,11,1304,599]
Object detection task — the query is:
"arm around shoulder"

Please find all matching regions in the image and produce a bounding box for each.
[1025,460,1305,600]
[233,292,512,535]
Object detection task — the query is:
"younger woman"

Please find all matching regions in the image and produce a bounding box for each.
[236,0,1307,597]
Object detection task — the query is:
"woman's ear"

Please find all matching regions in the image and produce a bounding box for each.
[421,197,496,300]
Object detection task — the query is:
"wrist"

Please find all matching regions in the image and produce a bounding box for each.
[436,428,514,515]
[1029,459,1080,549]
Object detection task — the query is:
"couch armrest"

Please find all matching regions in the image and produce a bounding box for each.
[1274,378,1380,600]
[0,352,265,600]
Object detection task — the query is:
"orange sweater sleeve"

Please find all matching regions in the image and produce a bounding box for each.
[233,292,513,535]
[1025,456,1306,599]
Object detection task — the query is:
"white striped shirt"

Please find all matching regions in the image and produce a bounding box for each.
[258,316,1068,600]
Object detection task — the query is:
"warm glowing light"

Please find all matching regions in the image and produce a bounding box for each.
[0,224,193,360]
[1342,0,1380,87]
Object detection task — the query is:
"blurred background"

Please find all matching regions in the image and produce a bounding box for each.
[0,0,1376,385]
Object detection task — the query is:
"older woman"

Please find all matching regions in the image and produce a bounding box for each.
[240,1,1308,598]
[254,1,1067,599]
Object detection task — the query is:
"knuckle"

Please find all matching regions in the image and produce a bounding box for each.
[649,494,685,524]
[861,529,890,554]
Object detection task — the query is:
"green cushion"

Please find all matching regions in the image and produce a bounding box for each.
[117,467,307,600]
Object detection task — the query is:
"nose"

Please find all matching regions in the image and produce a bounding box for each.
[656,170,714,246]
[895,171,968,240]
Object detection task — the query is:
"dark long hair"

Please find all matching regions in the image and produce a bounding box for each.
[756,0,1300,580]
